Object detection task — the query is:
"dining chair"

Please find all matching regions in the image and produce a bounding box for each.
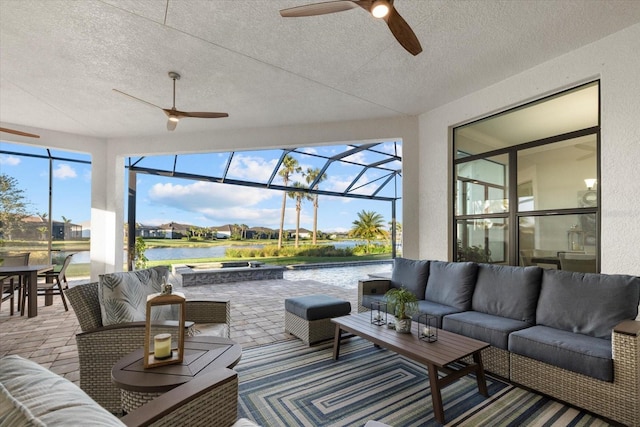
[20,253,73,315]
[558,252,597,273]
[0,253,30,315]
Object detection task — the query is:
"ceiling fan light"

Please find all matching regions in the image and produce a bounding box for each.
[371,0,390,18]
[168,115,179,123]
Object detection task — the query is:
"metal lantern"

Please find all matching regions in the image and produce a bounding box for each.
[370,301,387,326]
[419,313,438,343]
[144,283,186,368]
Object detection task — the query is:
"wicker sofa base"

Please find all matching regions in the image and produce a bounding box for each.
[461,346,510,379]
[285,311,336,345]
[510,328,640,427]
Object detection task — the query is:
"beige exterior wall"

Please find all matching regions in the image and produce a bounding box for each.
[418,23,640,276]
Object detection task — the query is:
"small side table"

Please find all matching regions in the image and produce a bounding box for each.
[111,335,241,413]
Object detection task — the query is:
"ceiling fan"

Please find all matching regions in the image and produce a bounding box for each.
[280,0,422,56]
[113,72,228,131]
[0,127,40,138]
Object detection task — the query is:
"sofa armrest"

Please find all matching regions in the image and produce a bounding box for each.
[121,368,238,427]
[614,319,640,336]
[358,279,391,312]
[359,279,391,295]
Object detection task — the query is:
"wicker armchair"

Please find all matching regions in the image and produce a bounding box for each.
[65,281,231,413]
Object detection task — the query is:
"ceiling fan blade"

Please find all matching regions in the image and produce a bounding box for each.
[113,89,163,110]
[167,119,178,131]
[384,6,422,55]
[163,109,228,119]
[0,127,40,138]
[181,112,229,119]
[280,0,361,17]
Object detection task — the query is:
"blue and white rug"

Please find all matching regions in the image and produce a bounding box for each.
[236,338,613,426]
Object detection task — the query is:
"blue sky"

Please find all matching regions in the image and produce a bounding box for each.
[1,141,402,233]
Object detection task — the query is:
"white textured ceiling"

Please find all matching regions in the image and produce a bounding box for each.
[1,0,639,139]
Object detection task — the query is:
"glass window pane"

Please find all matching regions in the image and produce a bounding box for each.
[456,155,508,215]
[456,218,508,264]
[455,81,598,157]
[517,135,597,211]
[519,214,597,271]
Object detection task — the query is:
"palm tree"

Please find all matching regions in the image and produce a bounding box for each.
[288,182,309,248]
[240,224,248,240]
[277,154,301,248]
[304,167,327,244]
[349,210,389,253]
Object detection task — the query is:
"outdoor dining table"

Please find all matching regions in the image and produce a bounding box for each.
[0,264,53,318]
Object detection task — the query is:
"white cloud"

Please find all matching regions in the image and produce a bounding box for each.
[298,147,318,155]
[324,173,372,197]
[341,151,366,164]
[227,155,278,182]
[0,155,20,166]
[53,163,77,179]
[144,180,317,228]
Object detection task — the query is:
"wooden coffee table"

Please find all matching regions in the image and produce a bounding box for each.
[111,335,242,413]
[332,313,490,424]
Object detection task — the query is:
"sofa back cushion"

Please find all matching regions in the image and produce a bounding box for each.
[390,257,429,300]
[424,261,477,310]
[536,269,640,339]
[472,264,542,323]
[98,266,171,326]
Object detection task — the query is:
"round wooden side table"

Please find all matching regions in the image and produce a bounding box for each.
[111,335,241,413]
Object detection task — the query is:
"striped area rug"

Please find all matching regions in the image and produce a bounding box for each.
[236,338,614,427]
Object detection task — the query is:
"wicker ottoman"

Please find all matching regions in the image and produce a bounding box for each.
[285,295,351,345]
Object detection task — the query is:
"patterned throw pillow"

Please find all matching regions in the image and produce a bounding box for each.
[98,266,172,326]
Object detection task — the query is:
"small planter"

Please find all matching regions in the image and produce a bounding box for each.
[395,318,412,334]
[385,287,419,335]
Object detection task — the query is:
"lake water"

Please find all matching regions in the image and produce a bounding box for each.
[68,240,366,264]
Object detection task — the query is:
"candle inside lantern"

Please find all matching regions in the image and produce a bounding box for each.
[374,313,382,321]
[154,333,172,359]
[423,326,432,337]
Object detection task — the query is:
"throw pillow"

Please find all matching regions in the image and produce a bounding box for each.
[390,257,430,299]
[98,266,171,326]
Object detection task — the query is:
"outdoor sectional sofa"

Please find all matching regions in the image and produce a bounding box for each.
[358,258,640,427]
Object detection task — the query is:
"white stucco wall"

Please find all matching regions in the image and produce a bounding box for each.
[418,24,640,275]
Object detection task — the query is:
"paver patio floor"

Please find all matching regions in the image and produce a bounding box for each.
[0,278,358,385]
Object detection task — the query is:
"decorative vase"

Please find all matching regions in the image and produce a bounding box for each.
[395,318,412,334]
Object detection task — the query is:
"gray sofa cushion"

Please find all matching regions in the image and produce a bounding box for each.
[424,261,477,310]
[390,258,429,299]
[415,300,465,328]
[509,325,613,382]
[536,269,640,339]
[443,311,531,349]
[285,295,351,321]
[0,355,125,426]
[472,264,542,323]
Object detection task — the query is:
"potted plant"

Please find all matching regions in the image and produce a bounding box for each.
[384,287,419,333]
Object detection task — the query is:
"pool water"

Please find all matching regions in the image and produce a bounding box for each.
[284,263,391,289]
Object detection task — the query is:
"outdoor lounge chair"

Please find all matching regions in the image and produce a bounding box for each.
[65,280,231,413]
